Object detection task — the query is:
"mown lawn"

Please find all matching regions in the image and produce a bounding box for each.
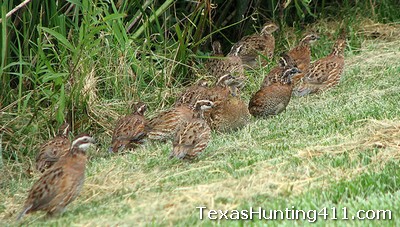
[1,38,400,226]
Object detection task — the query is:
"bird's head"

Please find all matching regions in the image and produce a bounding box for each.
[71,134,96,151]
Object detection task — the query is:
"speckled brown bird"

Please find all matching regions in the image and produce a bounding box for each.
[174,80,210,107]
[262,53,297,88]
[293,34,346,96]
[228,21,279,69]
[176,74,242,108]
[36,123,70,173]
[147,105,194,141]
[205,41,244,79]
[287,34,320,89]
[170,100,214,160]
[249,67,302,117]
[109,102,147,153]
[204,95,250,133]
[199,74,248,132]
[204,74,245,105]
[287,34,320,73]
[17,134,96,220]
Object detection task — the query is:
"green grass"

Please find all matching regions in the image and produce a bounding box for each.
[1,30,400,226]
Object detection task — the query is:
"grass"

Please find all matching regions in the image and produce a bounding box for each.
[1,22,400,226]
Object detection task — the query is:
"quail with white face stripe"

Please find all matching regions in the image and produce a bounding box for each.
[170,100,214,160]
[18,134,95,220]
[109,102,147,153]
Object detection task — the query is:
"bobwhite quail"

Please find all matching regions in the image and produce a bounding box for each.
[249,67,302,117]
[109,102,147,153]
[18,134,96,220]
[287,34,320,73]
[149,75,235,140]
[293,34,346,96]
[204,74,244,105]
[174,80,210,107]
[262,53,297,88]
[205,41,244,79]
[287,34,320,88]
[36,123,70,173]
[228,21,279,69]
[204,95,250,133]
[147,105,194,141]
[170,100,214,160]
[176,74,241,108]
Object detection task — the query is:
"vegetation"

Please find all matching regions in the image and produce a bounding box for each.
[1,0,400,226]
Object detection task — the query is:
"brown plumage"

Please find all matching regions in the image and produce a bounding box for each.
[199,74,248,132]
[203,74,245,105]
[287,34,320,73]
[287,34,320,89]
[109,102,147,153]
[36,123,70,173]
[205,41,244,79]
[171,100,214,160]
[293,34,346,96]
[147,105,194,141]
[175,74,242,108]
[204,96,250,132]
[262,53,297,88]
[249,67,302,117]
[18,134,96,220]
[175,80,210,107]
[149,75,238,140]
[173,75,246,133]
[228,21,279,69]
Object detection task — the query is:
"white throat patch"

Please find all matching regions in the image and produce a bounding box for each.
[71,136,93,149]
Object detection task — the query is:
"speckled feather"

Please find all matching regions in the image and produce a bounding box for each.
[18,135,95,219]
[109,103,147,153]
[147,106,194,141]
[35,123,70,173]
[175,80,210,107]
[204,96,250,132]
[249,67,301,117]
[294,36,346,96]
[171,119,211,160]
[228,22,278,69]
[262,53,297,88]
[205,41,244,79]
[170,100,213,160]
[287,34,320,73]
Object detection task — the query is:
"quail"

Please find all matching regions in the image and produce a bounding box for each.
[109,102,147,153]
[176,74,241,108]
[204,95,250,133]
[203,74,245,105]
[293,33,346,96]
[18,134,96,220]
[170,100,214,160]
[249,67,302,117]
[287,34,320,73]
[205,41,244,79]
[287,34,320,89]
[200,75,248,132]
[228,21,279,69]
[147,105,194,141]
[262,53,297,88]
[174,80,210,107]
[148,75,235,141]
[36,123,70,173]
